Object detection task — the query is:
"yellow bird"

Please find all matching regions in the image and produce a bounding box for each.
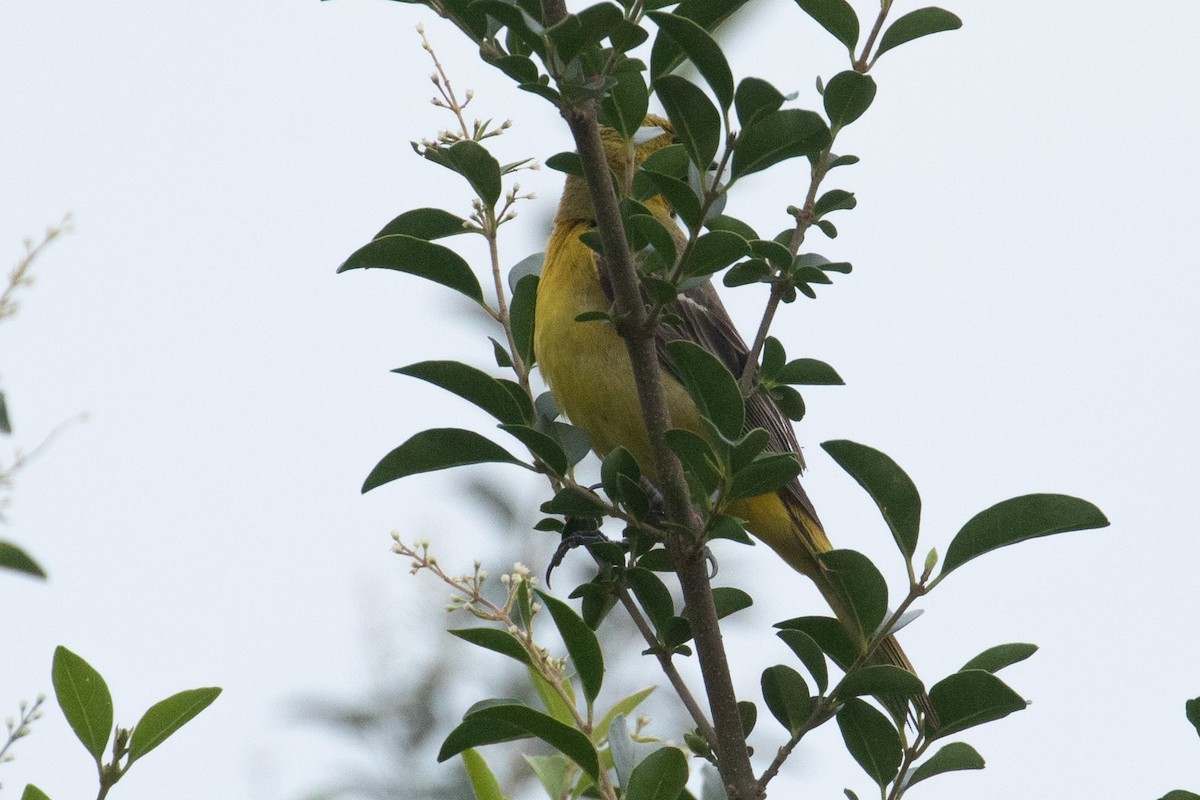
[534,116,923,705]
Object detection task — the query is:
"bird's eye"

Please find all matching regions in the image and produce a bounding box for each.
[632,125,668,145]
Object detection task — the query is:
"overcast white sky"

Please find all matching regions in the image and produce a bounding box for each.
[4,1,1200,798]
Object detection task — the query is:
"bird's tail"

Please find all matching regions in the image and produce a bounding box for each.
[730,490,935,724]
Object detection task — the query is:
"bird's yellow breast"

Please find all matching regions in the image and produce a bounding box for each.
[534,222,701,479]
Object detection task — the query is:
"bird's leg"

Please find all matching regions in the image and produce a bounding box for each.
[546,526,628,588]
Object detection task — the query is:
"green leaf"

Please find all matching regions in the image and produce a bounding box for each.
[626,567,675,630]
[732,110,831,180]
[449,628,532,666]
[814,188,857,217]
[738,700,758,736]
[438,704,601,780]
[836,665,923,700]
[337,234,484,305]
[734,77,787,129]
[51,646,113,762]
[874,7,963,60]
[821,440,920,560]
[907,742,985,788]
[664,428,722,496]
[625,746,689,800]
[710,587,753,619]
[729,453,802,500]
[836,698,901,786]
[761,665,811,734]
[430,140,503,206]
[510,273,538,368]
[638,169,703,229]
[775,615,857,672]
[656,75,721,172]
[665,340,744,440]
[776,629,829,694]
[546,151,584,176]
[128,687,221,764]
[940,494,1110,578]
[723,258,772,288]
[1162,792,1200,800]
[596,687,656,743]
[822,71,876,128]
[601,446,643,500]
[394,361,529,426]
[20,787,51,800]
[601,66,651,140]
[524,754,572,800]
[540,487,606,516]
[792,0,859,51]
[818,549,887,641]
[681,231,750,277]
[648,0,754,80]
[706,213,759,240]
[647,12,733,111]
[777,358,843,385]
[928,670,1027,740]
[362,429,529,492]
[1186,697,1200,741]
[0,541,46,579]
[535,591,605,704]
[373,207,469,241]
[769,385,806,422]
[530,668,577,726]
[462,749,507,800]
[961,643,1038,674]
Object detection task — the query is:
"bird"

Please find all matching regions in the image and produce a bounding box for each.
[533,114,927,719]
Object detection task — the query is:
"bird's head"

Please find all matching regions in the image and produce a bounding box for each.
[556,115,678,224]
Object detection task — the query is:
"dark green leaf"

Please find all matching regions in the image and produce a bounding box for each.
[775,615,857,671]
[628,214,678,266]
[510,274,538,368]
[710,587,753,619]
[729,453,802,500]
[822,71,876,128]
[961,643,1038,674]
[394,361,529,426]
[907,741,985,787]
[732,110,831,180]
[664,428,722,495]
[373,208,469,241]
[749,239,792,269]
[681,231,750,277]
[430,140,503,206]
[540,487,606,516]
[540,420,593,468]
[624,746,689,800]
[648,0,753,80]
[792,0,860,50]
[128,687,221,764]
[777,358,844,385]
[735,77,787,129]
[737,700,758,736]
[637,549,674,572]
[761,665,811,734]
[665,340,744,440]
[661,616,693,649]
[500,424,567,474]
[0,541,46,579]
[815,219,838,238]
[1162,792,1200,800]
[777,629,829,694]
[438,703,600,780]
[647,12,733,111]
[536,591,605,704]
[836,665,923,700]
[1187,697,1200,739]
[601,67,651,140]
[770,385,806,421]
[818,549,887,641]
[828,153,860,169]
[656,75,721,172]
[940,494,1110,578]
[337,234,484,305]
[928,670,1027,740]
[821,440,920,559]
[611,18,650,52]
[814,188,857,217]
[51,646,113,762]
[601,446,642,500]
[450,628,532,665]
[639,169,703,229]
[640,143,690,179]
[546,151,584,176]
[491,337,513,368]
[836,698,901,786]
[362,429,529,492]
[626,567,675,630]
[491,53,540,83]
[874,7,963,60]
[723,258,772,287]
[518,81,562,104]
[706,213,759,240]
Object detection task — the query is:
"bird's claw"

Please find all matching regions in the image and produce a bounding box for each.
[545,529,611,588]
